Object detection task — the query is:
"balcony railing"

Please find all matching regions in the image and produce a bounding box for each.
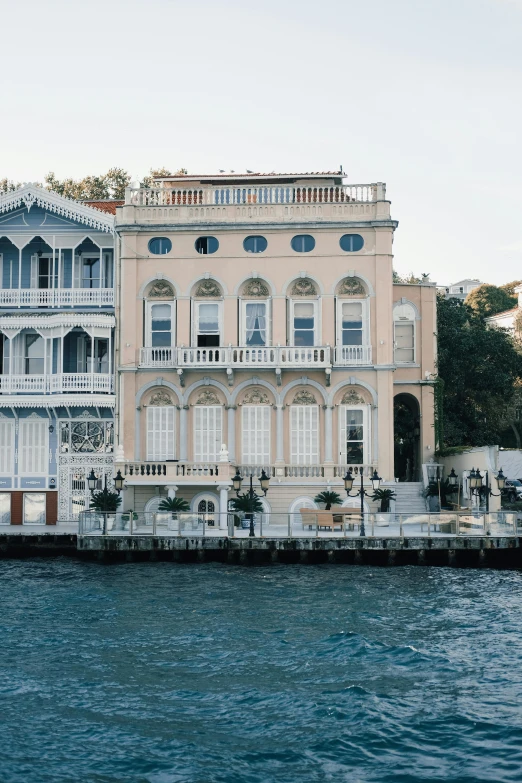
[126,183,384,207]
[140,345,372,369]
[0,288,114,307]
[0,373,114,394]
[118,461,373,483]
[333,346,372,365]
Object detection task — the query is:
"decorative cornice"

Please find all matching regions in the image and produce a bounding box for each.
[341,388,365,405]
[337,278,366,296]
[242,388,270,405]
[292,389,317,405]
[0,184,114,234]
[290,278,317,297]
[0,313,115,330]
[242,279,270,298]
[148,390,173,406]
[194,280,222,297]
[0,394,115,408]
[195,388,221,405]
[148,280,175,298]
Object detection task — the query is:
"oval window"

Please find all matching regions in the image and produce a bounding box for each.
[243,236,268,254]
[291,234,315,253]
[195,236,219,255]
[148,237,172,255]
[340,234,364,252]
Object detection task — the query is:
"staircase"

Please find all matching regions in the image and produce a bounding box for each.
[393,482,426,514]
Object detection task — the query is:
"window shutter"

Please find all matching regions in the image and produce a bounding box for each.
[146,407,175,460]
[0,420,14,474]
[194,406,222,462]
[242,406,270,464]
[30,255,38,289]
[290,405,319,464]
[0,254,3,288]
[19,419,48,474]
[73,256,81,289]
[12,334,23,375]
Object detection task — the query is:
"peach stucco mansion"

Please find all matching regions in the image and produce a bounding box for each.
[0,172,436,525]
[112,172,436,525]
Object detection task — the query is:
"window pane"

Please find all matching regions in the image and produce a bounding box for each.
[0,494,10,525]
[148,238,172,255]
[346,444,364,463]
[294,331,314,346]
[243,236,267,253]
[294,303,314,317]
[291,235,315,253]
[151,304,171,318]
[151,319,171,332]
[339,234,364,252]
[152,332,172,347]
[395,324,414,348]
[24,493,46,524]
[195,236,219,255]
[342,302,362,327]
[198,304,219,331]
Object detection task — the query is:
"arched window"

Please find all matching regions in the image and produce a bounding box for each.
[192,388,223,462]
[335,277,370,364]
[291,234,315,253]
[197,497,216,526]
[243,236,267,254]
[148,237,172,255]
[192,279,223,348]
[144,281,176,358]
[146,389,176,460]
[289,389,320,465]
[240,279,271,347]
[241,389,271,465]
[339,234,364,252]
[393,303,416,363]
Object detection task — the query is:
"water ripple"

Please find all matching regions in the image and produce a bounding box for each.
[1,560,522,782]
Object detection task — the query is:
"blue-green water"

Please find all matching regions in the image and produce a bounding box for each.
[1,561,522,782]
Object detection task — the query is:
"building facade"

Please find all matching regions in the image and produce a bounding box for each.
[114,173,436,521]
[0,185,115,524]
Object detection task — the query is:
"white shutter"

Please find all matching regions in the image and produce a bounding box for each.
[12,334,23,375]
[30,255,38,288]
[242,406,270,464]
[290,405,319,464]
[0,253,3,288]
[73,256,81,289]
[0,420,15,474]
[19,419,48,474]
[146,407,175,460]
[194,406,222,462]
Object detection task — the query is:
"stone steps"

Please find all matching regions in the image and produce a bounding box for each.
[393,482,427,514]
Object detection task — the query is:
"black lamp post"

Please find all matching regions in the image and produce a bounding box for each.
[343,468,381,536]
[469,466,505,511]
[232,467,270,538]
[113,469,125,494]
[87,468,98,494]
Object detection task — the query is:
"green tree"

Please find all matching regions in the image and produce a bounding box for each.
[44,167,131,200]
[314,490,342,510]
[500,280,522,297]
[393,270,431,284]
[436,295,522,447]
[465,284,516,319]
[141,167,188,188]
[0,178,23,193]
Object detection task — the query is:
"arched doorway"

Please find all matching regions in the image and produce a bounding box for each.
[394,394,420,481]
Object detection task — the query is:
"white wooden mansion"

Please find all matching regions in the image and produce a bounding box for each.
[0,185,115,524]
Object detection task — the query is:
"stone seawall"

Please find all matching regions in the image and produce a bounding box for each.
[1,533,521,568]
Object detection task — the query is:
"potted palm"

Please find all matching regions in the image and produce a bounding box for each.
[229,494,264,528]
[371,487,396,512]
[314,490,343,510]
[89,487,122,532]
[158,496,190,530]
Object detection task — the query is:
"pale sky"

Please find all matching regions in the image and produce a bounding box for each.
[1,0,521,285]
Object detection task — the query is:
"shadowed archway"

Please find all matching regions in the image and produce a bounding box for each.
[394,393,420,481]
